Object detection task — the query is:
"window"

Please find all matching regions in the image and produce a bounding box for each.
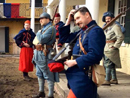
[35,24,41,33]
[0,0,5,3]
[115,0,130,43]
[30,0,42,7]
[117,0,127,45]
[118,0,127,27]
[124,0,130,43]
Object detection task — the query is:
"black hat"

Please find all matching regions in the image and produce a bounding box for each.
[102,12,115,22]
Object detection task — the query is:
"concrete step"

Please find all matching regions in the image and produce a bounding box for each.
[0,54,19,57]
[55,74,69,98]
[55,71,130,98]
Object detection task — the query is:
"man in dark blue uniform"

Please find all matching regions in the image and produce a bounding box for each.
[59,7,106,98]
[54,13,64,48]
[53,13,65,58]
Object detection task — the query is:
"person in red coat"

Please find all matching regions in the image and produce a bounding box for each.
[14,20,35,81]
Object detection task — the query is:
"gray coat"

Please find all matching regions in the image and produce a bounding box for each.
[33,22,59,82]
[104,23,124,68]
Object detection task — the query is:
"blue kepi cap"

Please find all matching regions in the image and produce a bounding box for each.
[40,12,51,20]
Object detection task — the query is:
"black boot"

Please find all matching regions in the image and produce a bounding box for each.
[26,76,33,79]
[23,72,31,81]
[24,76,31,81]
[32,92,45,98]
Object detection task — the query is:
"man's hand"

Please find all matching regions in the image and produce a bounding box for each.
[64,60,77,68]
[22,41,30,47]
[65,9,76,26]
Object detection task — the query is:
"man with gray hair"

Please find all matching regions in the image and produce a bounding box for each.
[32,12,59,98]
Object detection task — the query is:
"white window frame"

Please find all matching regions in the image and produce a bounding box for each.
[115,0,127,46]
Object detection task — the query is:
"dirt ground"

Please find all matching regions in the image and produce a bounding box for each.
[0,57,60,98]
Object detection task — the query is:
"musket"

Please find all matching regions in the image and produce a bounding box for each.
[50,0,61,55]
[103,7,130,30]
[53,31,82,61]
[51,0,61,23]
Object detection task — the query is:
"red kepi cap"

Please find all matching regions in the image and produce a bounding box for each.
[54,13,60,17]
[48,60,64,72]
[47,56,67,72]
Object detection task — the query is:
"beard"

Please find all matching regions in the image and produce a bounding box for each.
[106,21,110,24]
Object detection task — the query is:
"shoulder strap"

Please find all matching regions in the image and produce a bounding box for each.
[46,26,55,44]
[50,26,54,40]
[41,25,52,34]
[79,24,97,55]
[79,34,87,54]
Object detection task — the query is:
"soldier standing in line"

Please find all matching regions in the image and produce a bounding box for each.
[52,13,65,58]
[102,12,124,86]
[32,12,59,98]
[54,13,65,48]
[14,20,35,81]
[58,7,106,98]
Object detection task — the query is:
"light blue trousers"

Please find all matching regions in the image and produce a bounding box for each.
[38,77,54,97]
[104,56,117,81]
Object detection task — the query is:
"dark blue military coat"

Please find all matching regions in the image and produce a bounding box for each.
[14,28,35,48]
[55,21,64,39]
[55,21,65,47]
[59,20,106,98]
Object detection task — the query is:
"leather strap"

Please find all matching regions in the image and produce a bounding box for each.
[41,25,52,34]
[79,34,87,55]
[106,40,116,43]
[46,45,53,49]
[78,24,97,82]
[35,25,54,56]
[79,24,96,55]
[42,45,53,56]
[92,66,97,84]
